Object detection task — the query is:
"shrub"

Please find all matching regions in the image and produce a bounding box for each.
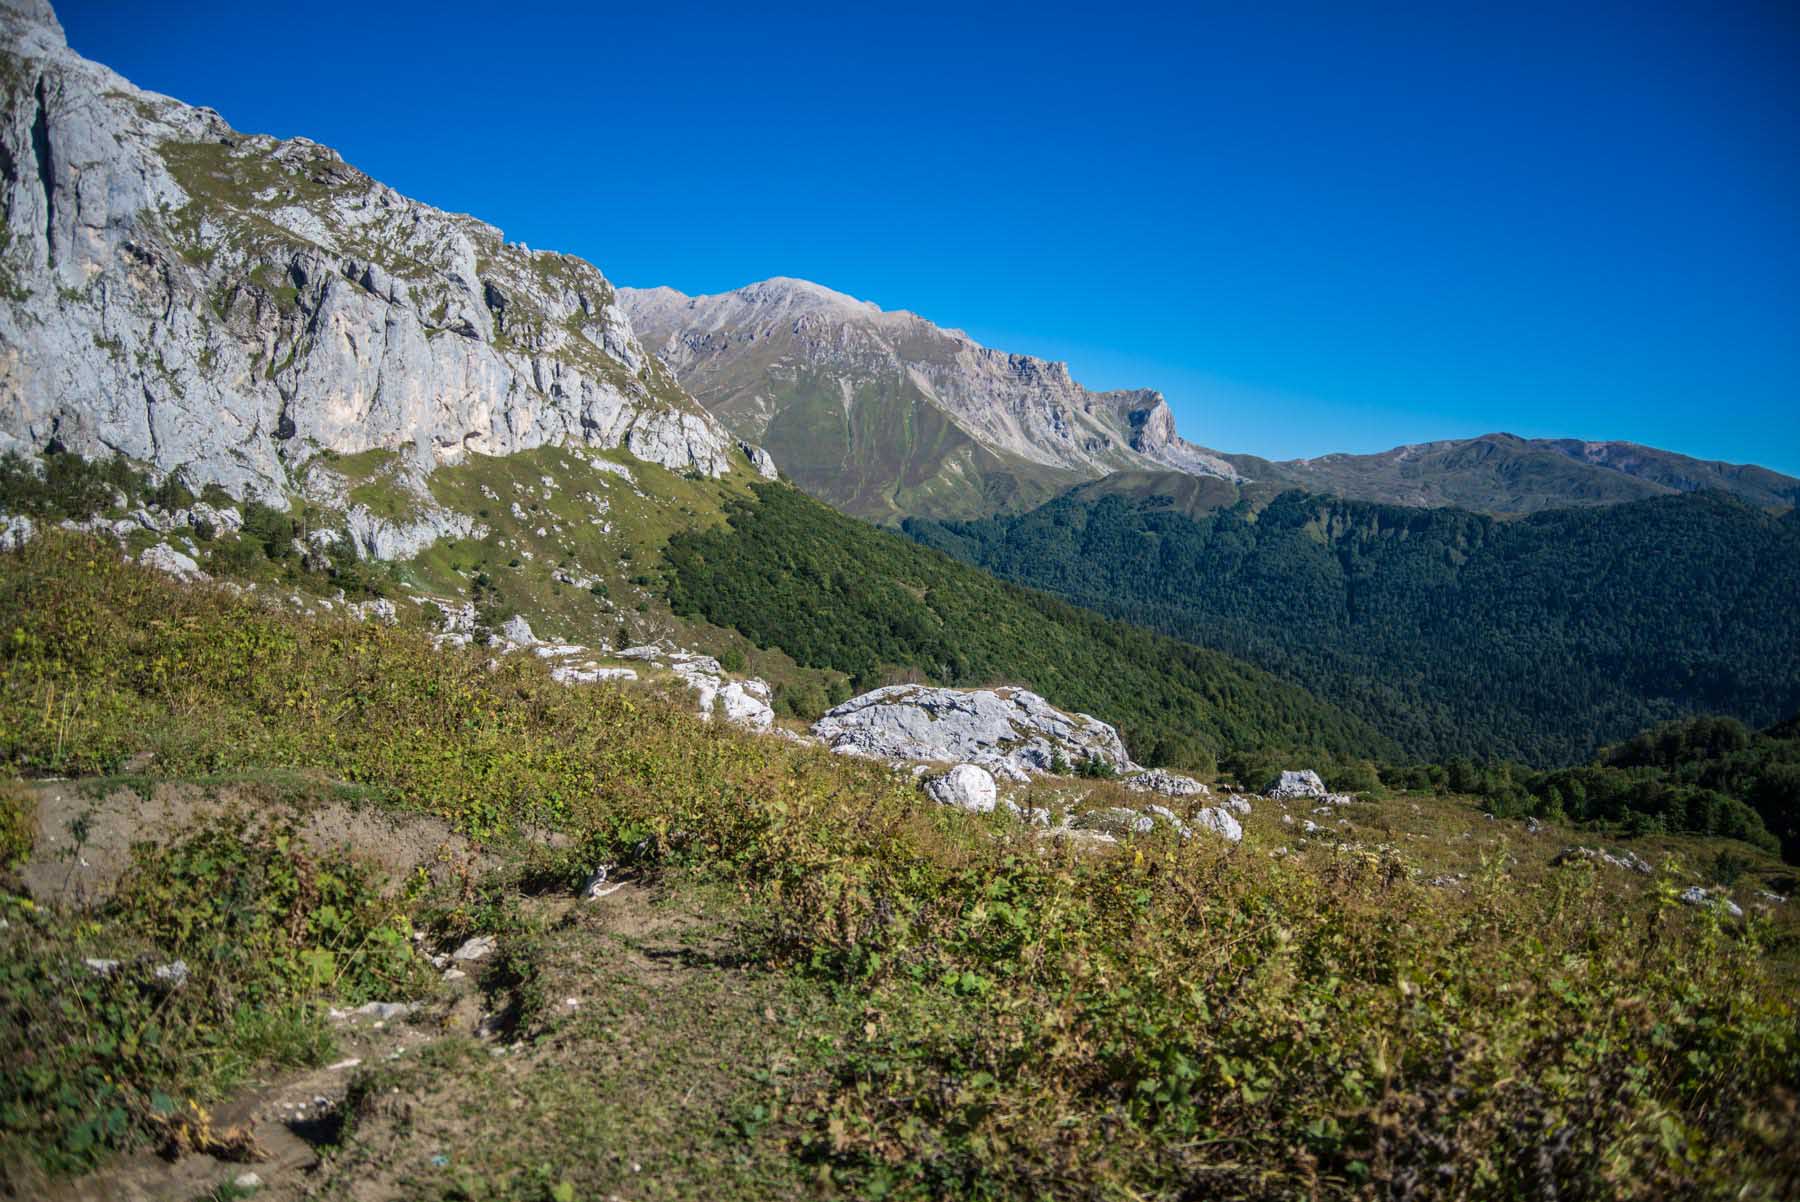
[0,814,427,1178]
[0,780,33,868]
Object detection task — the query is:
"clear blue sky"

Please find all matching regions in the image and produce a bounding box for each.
[57,0,1800,474]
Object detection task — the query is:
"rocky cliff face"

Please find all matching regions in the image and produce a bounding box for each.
[621,277,1238,521]
[0,0,760,503]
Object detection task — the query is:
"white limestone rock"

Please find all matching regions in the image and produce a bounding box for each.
[1071,807,1154,838]
[1191,806,1244,843]
[1551,846,1653,876]
[0,514,32,551]
[811,684,1136,782]
[1124,769,1209,797]
[1679,886,1744,919]
[1265,770,1327,800]
[0,0,757,505]
[138,543,206,581]
[924,764,997,814]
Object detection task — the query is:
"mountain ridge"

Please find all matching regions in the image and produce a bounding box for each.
[620,277,1240,522]
[625,275,1799,520]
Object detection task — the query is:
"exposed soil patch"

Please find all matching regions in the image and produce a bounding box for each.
[19,774,492,910]
[33,857,837,1202]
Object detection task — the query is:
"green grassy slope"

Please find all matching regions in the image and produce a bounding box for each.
[662,482,1398,769]
[730,366,1087,524]
[2,534,1796,1199]
[905,486,1800,766]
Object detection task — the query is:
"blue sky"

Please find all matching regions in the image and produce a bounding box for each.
[57,0,1800,474]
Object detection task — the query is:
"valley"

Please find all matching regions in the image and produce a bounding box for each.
[1,0,1797,1198]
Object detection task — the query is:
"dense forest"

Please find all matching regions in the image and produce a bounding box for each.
[1385,714,1800,862]
[906,488,1800,765]
[661,483,1395,769]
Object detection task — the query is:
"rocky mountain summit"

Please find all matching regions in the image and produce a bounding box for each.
[0,0,766,507]
[625,279,1797,522]
[621,278,1238,522]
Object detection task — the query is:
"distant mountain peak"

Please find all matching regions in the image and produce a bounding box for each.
[619,276,1239,522]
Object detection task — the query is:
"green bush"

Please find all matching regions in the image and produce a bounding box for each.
[0,780,33,869]
[0,449,144,520]
[0,815,426,1178]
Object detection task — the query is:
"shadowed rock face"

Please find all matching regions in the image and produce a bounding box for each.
[0,0,765,502]
[620,278,1239,522]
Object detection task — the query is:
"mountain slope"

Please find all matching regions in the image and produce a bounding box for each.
[0,0,763,503]
[907,484,1800,765]
[1223,432,1800,515]
[625,278,1798,522]
[620,278,1238,522]
[662,480,1396,768]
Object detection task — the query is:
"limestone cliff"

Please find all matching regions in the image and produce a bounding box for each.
[0,0,765,502]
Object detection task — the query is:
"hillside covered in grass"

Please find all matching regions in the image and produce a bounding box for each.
[906,486,1800,765]
[662,482,1395,769]
[1,533,1797,1200]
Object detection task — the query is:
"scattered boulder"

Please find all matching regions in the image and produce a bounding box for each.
[812,685,1136,782]
[1190,806,1244,843]
[1679,886,1744,919]
[1001,798,1052,826]
[1144,804,1189,836]
[331,1001,415,1021]
[1071,807,1154,838]
[1124,769,1208,798]
[139,543,206,581]
[1552,846,1652,875]
[0,514,33,551]
[924,764,997,814]
[551,664,638,685]
[497,614,536,646]
[188,501,242,535]
[1265,770,1326,800]
[1269,774,1318,801]
[452,935,496,962]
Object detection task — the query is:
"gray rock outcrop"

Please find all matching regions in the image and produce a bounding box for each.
[0,0,772,506]
[1265,770,1327,800]
[1551,846,1653,876]
[811,684,1136,781]
[1679,886,1744,919]
[1124,769,1209,797]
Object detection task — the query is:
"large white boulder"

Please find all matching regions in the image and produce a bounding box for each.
[812,684,1136,781]
[1191,806,1244,843]
[139,543,206,581]
[1265,770,1326,800]
[924,765,997,814]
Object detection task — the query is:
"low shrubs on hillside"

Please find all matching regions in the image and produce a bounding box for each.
[2,532,1796,1197]
[0,814,428,1178]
